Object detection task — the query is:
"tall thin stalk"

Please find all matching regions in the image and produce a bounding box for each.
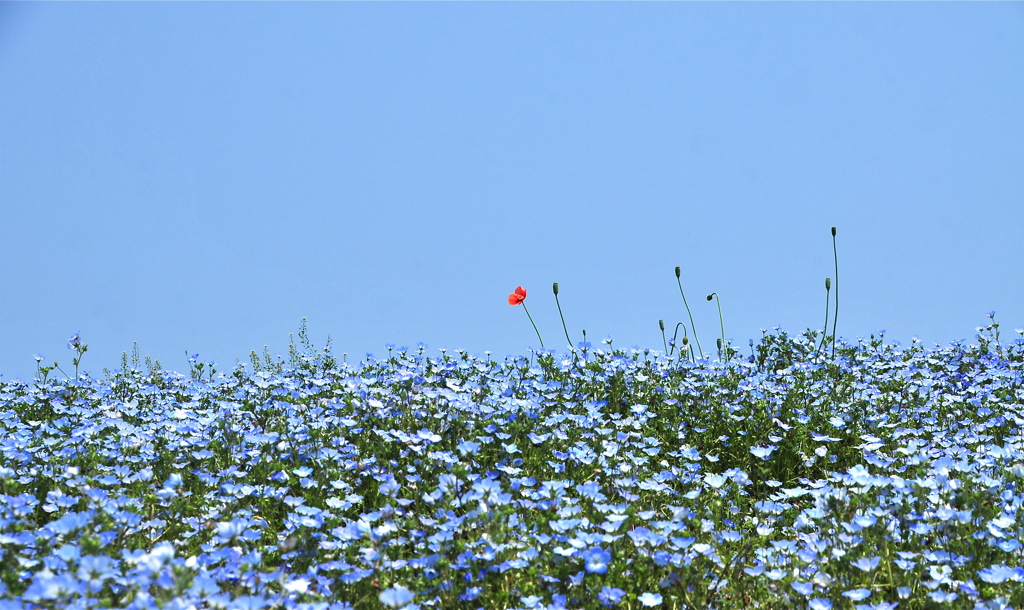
[522,303,543,349]
[818,277,831,354]
[831,227,839,358]
[707,292,726,361]
[675,267,704,359]
[670,322,688,358]
[553,283,573,352]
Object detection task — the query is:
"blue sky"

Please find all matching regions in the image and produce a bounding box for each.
[2,3,1022,382]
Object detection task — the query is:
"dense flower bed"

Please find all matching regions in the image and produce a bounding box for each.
[2,327,1024,609]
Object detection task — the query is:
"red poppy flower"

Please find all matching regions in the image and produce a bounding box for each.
[508,286,527,306]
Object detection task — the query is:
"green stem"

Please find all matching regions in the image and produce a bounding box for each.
[675,267,704,359]
[831,227,839,359]
[520,303,544,349]
[670,322,687,358]
[818,279,831,354]
[553,283,573,352]
[707,292,726,361]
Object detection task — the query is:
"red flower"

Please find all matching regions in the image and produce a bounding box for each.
[508,286,527,306]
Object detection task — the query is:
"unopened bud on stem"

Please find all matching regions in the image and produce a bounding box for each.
[552,282,559,295]
[825,278,831,290]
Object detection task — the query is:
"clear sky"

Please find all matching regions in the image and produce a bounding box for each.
[2,3,1022,382]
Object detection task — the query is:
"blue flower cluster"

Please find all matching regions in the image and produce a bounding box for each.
[1,329,1024,609]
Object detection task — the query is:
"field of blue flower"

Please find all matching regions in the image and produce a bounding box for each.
[2,318,1024,610]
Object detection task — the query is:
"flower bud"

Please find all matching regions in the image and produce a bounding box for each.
[682,336,689,345]
[659,319,665,331]
[707,294,713,301]
[717,338,723,350]
[675,266,681,278]
[831,226,836,237]
[825,278,831,290]
[552,282,559,295]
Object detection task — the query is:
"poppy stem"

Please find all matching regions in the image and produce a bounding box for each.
[707,292,726,362]
[670,322,687,358]
[521,303,544,349]
[553,283,574,352]
[817,278,831,355]
[830,227,839,359]
[675,267,704,359]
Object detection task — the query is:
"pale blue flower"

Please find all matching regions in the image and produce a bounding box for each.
[598,586,626,607]
[978,564,1022,584]
[582,547,611,574]
[852,556,881,572]
[380,585,415,608]
[791,581,815,596]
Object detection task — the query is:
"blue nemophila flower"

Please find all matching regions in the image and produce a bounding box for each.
[230,595,271,609]
[704,472,728,488]
[379,475,401,497]
[750,445,777,460]
[843,589,871,601]
[978,564,1024,584]
[191,574,220,597]
[638,592,662,607]
[851,556,881,571]
[67,333,82,350]
[22,569,82,602]
[77,554,119,588]
[581,547,611,574]
[577,481,607,501]
[791,581,814,596]
[46,511,93,535]
[743,564,764,577]
[598,586,626,607]
[379,585,415,608]
[457,440,480,456]
[216,518,251,544]
[808,599,832,610]
[929,564,953,584]
[894,558,916,571]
